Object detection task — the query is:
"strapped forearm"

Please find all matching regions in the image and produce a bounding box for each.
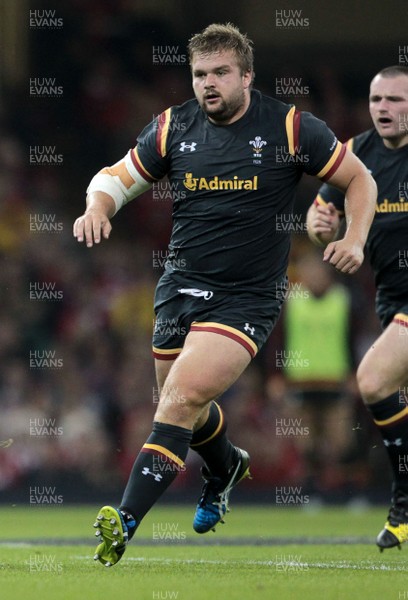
[86,150,152,214]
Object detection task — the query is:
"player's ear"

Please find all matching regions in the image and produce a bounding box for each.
[243,69,253,89]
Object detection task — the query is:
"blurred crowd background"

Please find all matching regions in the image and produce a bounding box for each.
[0,0,406,506]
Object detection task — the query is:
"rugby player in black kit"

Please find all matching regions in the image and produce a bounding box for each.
[307,65,408,551]
[74,23,376,566]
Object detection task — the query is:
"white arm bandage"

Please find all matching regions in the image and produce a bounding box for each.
[86,150,152,214]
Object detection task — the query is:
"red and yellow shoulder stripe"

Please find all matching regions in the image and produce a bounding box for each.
[285,106,347,181]
[130,147,156,183]
[317,141,346,181]
[129,108,172,183]
[155,108,172,158]
[285,106,301,156]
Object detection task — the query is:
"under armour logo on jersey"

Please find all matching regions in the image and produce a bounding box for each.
[384,438,402,447]
[179,142,197,152]
[142,467,163,481]
[244,323,255,336]
[178,288,214,300]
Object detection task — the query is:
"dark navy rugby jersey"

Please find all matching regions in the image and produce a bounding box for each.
[132,89,346,292]
[316,129,408,300]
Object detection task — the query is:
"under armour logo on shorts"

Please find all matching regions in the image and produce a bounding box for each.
[178,288,214,300]
[244,322,255,336]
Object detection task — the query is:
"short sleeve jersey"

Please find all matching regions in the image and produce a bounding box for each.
[316,129,408,300]
[132,89,346,293]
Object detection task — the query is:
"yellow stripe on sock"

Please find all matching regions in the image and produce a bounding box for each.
[190,402,224,448]
[374,406,408,427]
[143,443,185,468]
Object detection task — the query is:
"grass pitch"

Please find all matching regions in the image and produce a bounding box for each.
[1,504,407,600]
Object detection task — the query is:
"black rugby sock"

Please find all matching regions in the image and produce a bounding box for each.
[367,391,408,494]
[190,401,236,478]
[120,422,192,534]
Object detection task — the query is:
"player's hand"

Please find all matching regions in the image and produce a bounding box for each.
[323,237,364,274]
[308,202,340,242]
[73,210,112,247]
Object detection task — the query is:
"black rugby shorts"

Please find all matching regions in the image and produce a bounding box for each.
[152,272,285,360]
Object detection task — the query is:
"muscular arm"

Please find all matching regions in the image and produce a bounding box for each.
[310,150,377,274]
[73,151,152,247]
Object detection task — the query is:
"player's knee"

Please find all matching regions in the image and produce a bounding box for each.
[356,363,385,404]
[159,380,213,418]
[154,379,214,424]
[160,385,205,410]
[162,373,220,408]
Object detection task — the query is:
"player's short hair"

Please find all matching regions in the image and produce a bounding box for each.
[187,23,254,76]
[375,65,408,78]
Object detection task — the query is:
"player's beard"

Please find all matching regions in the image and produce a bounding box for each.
[202,88,247,123]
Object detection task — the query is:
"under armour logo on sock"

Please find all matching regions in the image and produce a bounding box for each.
[142,467,163,481]
[384,438,403,447]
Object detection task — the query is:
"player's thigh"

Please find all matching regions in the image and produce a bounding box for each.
[155,358,175,391]
[159,330,251,408]
[357,321,408,401]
